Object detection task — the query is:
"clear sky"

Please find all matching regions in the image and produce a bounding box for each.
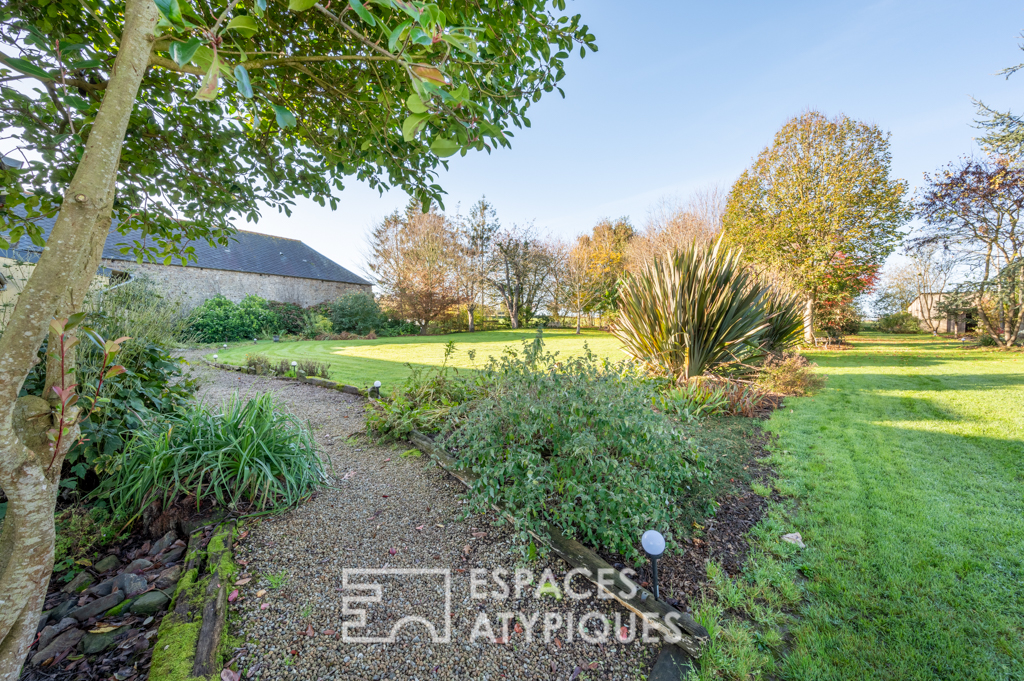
[249,0,1024,280]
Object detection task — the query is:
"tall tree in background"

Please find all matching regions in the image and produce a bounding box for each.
[576,217,633,314]
[723,111,910,342]
[487,227,551,328]
[563,236,601,333]
[625,188,724,272]
[0,0,595,668]
[544,239,570,325]
[914,156,1024,346]
[456,197,499,332]
[369,201,463,334]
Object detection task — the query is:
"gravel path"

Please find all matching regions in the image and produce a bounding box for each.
[182,357,661,681]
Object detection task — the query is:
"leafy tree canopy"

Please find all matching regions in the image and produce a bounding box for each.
[0,0,596,262]
[722,111,911,321]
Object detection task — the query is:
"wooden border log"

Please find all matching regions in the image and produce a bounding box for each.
[408,430,709,658]
[192,521,235,677]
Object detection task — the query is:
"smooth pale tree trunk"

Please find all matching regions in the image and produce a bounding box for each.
[467,303,475,332]
[0,2,158,677]
[803,293,815,344]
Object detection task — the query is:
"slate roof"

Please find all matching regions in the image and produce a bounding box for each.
[1,209,370,286]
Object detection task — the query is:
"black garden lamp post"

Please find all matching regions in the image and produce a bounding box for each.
[642,530,665,601]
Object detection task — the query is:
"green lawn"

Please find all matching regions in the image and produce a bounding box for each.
[207,328,625,390]
[763,334,1024,679]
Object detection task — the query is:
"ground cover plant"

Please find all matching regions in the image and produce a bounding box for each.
[692,333,1024,680]
[96,393,325,522]
[209,328,625,392]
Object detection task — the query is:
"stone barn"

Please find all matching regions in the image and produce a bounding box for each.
[1,212,371,310]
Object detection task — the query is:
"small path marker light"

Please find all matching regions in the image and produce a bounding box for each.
[642,529,666,601]
[253,337,258,344]
[370,380,382,398]
[213,354,218,361]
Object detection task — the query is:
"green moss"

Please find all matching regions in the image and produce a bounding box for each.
[169,568,199,612]
[148,614,202,681]
[106,598,133,617]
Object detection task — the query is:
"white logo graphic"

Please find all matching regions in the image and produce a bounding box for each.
[341,568,452,643]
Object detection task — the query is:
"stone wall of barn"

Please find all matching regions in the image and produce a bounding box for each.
[102,260,371,309]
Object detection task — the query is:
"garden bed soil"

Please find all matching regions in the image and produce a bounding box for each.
[598,428,777,610]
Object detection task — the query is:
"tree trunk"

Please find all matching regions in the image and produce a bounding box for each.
[0,2,158,676]
[467,303,475,333]
[575,310,581,335]
[803,293,815,344]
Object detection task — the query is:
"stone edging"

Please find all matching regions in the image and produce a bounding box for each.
[203,359,367,396]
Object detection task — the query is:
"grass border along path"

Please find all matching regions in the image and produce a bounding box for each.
[695,334,1024,680]
[207,328,624,392]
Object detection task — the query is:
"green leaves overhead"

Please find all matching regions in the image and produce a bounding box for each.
[169,37,203,67]
[154,0,183,25]
[348,0,376,26]
[272,105,297,128]
[288,0,319,11]
[225,16,258,37]
[406,93,427,114]
[3,56,51,80]
[193,54,221,101]
[402,113,429,142]
[2,0,598,265]
[429,136,459,158]
[234,65,253,98]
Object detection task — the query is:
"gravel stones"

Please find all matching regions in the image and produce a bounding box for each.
[149,531,178,556]
[72,591,124,622]
[130,591,170,616]
[113,572,149,597]
[31,627,85,666]
[187,362,659,681]
[80,626,126,654]
[94,554,120,573]
[160,546,186,564]
[37,617,78,650]
[154,565,183,590]
[123,558,153,574]
[62,571,95,594]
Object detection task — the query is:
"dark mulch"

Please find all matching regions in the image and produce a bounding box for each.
[598,417,779,613]
[19,506,229,681]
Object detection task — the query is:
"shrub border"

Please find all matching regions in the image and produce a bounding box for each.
[199,360,709,662]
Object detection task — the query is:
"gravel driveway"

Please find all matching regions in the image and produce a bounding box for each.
[185,358,661,681]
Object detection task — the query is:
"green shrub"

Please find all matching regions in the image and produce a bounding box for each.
[297,359,330,378]
[300,311,334,339]
[96,393,325,520]
[438,333,707,561]
[657,381,730,421]
[978,333,998,347]
[877,311,921,334]
[614,239,799,382]
[331,292,385,335]
[19,279,197,492]
[366,342,483,439]
[189,295,276,342]
[757,353,826,396]
[268,301,305,335]
[245,352,273,374]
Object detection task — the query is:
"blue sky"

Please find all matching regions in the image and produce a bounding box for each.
[253,0,1024,279]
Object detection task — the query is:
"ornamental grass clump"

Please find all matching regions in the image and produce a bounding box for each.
[96,393,325,521]
[613,239,803,382]
[440,332,708,561]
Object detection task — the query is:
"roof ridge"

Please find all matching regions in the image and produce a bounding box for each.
[233,229,303,243]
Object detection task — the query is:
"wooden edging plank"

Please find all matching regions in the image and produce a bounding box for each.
[408,430,709,658]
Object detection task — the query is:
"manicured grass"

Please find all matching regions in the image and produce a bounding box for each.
[207,328,625,391]
[761,334,1024,679]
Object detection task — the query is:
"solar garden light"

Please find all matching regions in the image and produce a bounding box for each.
[370,380,382,398]
[641,530,666,601]
[253,337,258,344]
[213,354,218,361]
